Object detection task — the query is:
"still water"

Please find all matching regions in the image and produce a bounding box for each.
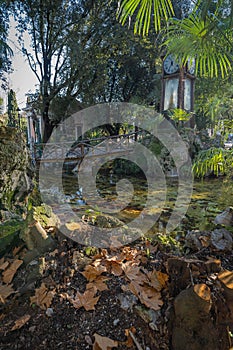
[61,171,233,236]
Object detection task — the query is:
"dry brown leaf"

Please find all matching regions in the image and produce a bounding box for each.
[122,263,145,284]
[86,276,109,292]
[218,270,233,290]
[0,260,9,271]
[81,264,106,282]
[124,327,136,348]
[11,314,31,331]
[30,283,55,310]
[0,283,14,303]
[12,246,22,256]
[92,258,107,268]
[146,270,168,291]
[110,261,123,276]
[69,289,100,311]
[122,281,163,311]
[122,280,142,299]
[103,256,123,276]
[138,286,163,311]
[93,333,118,350]
[2,259,23,284]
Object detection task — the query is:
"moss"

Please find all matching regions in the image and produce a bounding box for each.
[0,220,24,255]
[33,204,59,227]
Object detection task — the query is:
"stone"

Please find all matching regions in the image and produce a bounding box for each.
[94,214,123,228]
[0,126,32,213]
[214,207,233,226]
[210,228,232,251]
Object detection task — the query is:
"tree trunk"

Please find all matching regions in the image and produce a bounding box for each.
[168,257,231,350]
[42,99,54,143]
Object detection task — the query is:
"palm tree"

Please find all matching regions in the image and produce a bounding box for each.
[117,0,233,78]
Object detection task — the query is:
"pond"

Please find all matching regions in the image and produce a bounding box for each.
[61,171,233,241]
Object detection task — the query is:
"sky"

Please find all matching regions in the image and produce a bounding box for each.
[1,18,38,111]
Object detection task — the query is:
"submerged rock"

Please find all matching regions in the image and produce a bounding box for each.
[214,207,233,226]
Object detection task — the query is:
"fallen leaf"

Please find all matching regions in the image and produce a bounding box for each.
[11,314,31,331]
[86,276,109,292]
[121,280,141,297]
[138,286,163,311]
[81,264,106,282]
[0,260,9,271]
[146,270,168,291]
[69,289,100,311]
[122,281,163,311]
[30,283,55,310]
[2,259,23,284]
[109,261,123,276]
[218,270,233,290]
[12,246,22,256]
[124,327,136,348]
[122,263,145,284]
[104,256,123,276]
[93,333,118,350]
[0,283,14,303]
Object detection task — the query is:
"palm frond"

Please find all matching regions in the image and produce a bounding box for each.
[162,13,232,78]
[117,0,174,35]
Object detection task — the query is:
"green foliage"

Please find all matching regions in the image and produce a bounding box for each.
[194,77,233,132]
[168,108,190,124]
[7,89,18,127]
[15,0,161,141]
[163,12,232,78]
[117,0,174,35]
[192,147,233,178]
[118,0,233,78]
[0,0,12,87]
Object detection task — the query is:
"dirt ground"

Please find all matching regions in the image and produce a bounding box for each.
[0,233,233,350]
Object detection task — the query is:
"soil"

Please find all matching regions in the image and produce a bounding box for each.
[0,233,233,350]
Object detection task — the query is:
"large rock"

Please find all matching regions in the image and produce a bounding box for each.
[0,126,33,212]
[0,126,33,254]
[214,207,233,226]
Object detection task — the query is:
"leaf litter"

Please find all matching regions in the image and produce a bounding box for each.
[1,233,233,349]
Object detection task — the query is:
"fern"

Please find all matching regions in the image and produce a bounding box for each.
[192,147,233,178]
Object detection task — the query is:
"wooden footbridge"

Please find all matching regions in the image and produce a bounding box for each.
[33,132,141,168]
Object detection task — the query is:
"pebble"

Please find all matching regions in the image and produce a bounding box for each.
[113,318,120,326]
[46,308,54,317]
[84,335,92,345]
[29,260,38,266]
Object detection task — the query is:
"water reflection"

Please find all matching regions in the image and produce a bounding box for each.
[62,172,233,233]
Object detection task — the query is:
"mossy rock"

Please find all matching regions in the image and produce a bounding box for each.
[94,214,124,228]
[0,220,24,255]
[33,204,59,227]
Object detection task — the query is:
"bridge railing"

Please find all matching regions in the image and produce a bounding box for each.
[34,130,144,163]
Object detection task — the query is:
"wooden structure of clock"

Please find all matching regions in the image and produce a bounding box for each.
[161,54,195,112]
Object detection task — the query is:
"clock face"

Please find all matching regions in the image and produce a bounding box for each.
[163,55,179,74]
